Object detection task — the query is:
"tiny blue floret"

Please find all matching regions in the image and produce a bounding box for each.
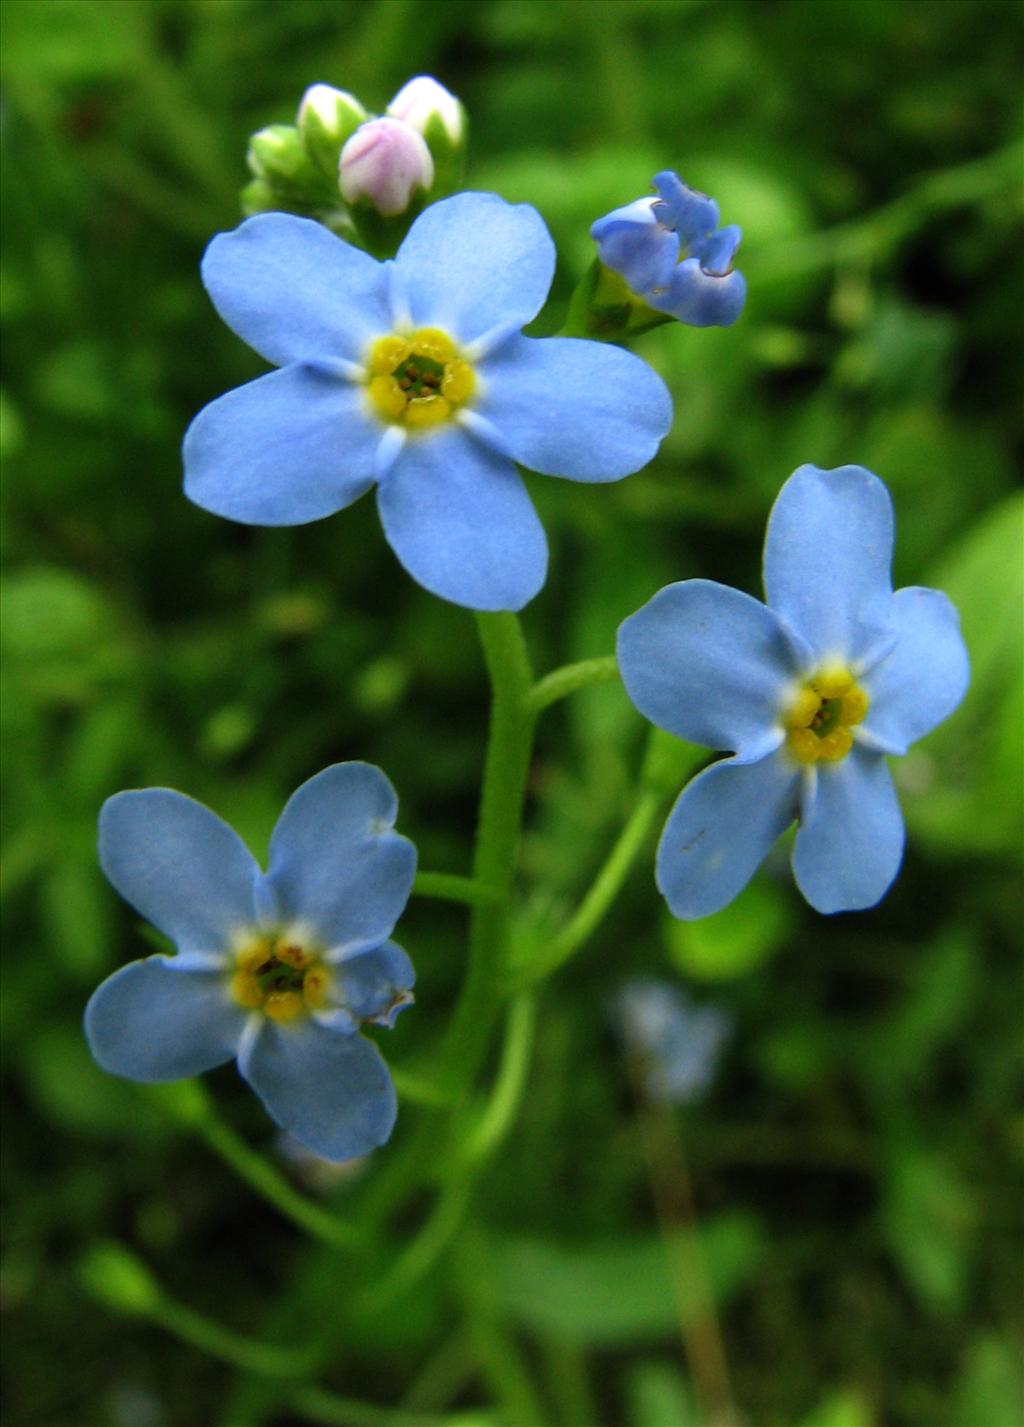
[84,763,417,1161]
[591,171,746,328]
[615,978,731,1104]
[617,465,970,917]
[183,193,672,612]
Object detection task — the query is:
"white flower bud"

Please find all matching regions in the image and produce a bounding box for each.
[339,117,434,217]
[297,84,367,157]
[386,75,464,146]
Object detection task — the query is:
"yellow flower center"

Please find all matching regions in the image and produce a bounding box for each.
[365,327,475,430]
[229,933,332,1022]
[784,666,869,765]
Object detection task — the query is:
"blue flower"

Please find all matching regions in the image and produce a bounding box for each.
[84,763,416,1161]
[184,193,672,612]
[617,465,970,917]
[615,978,731,1104]
[591,171,746,328]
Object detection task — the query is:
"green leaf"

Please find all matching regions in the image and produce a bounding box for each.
[666,875,795,980]
[900,492,1024,857]
[489,1214,762,1346]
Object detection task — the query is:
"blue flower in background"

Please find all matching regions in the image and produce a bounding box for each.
[591,171,746,328]
[184,193,672,612]
[615,979,731,1105]
[84,763,416,1161]
[618,465,969,918]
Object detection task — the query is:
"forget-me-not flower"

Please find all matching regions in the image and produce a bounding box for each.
[615,978,731,1105]
[84,763,416,1161]
[184,193,672,612]
[591,171,746,328]
[617,465,969,917]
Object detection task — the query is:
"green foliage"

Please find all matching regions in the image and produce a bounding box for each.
[2,2,1022,1425]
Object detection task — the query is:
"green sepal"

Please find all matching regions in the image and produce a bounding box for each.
[562,259,674,342]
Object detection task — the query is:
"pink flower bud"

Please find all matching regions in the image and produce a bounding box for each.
[339,117,434,217]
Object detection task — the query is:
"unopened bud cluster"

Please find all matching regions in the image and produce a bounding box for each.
[242,75,466,246]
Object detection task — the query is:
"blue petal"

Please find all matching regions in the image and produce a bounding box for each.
[763,464,895,665]
[201,214,391,366]
[656,753,800,919]
[183,364,378,526]
[647,256,747,328]
[860,587,970,755]
[265,763,416,954]
[99,790,259,953]
[334,940,415,1027]
[693,223,742,276]
[475,336,672,482]
[239,1019,397,1161]
[792,747,905,913]
[84,957,246,1081]
[591,200,680,292]
[652,172,719,246]
[376,426,547,611]
[617,580,809,757]
[394,193,554,345]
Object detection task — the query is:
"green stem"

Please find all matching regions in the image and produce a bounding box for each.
[158,1297,314,1377]
[512,788,662,987]
[292,1386,483,1427]
[359,995,538,1316]
[748,137,1022,286]
[154,1082,363,1249]
[527,655,620,713]
[465,993,537,1162]
[457,1226,550,1427]
[413,870,501,906]
[437,612,536,1090]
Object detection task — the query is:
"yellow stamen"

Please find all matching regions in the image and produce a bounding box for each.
[410,328,455,363]
[441,359,475,405]
[785,686,822,730]
[816,726,853,762]
[302,967,331,1010]
[229,971,264,1009]
[276,942,313,970]
[783,665,869,765]
[265,989,304,1022]
[841,686,869,725]
[404,394,451,427]
[366,327,474,429]
[368,336,410,374]
[815,667,854,699]
[368,374,407,420]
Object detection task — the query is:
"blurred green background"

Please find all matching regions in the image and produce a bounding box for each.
[2,2,1022,1425]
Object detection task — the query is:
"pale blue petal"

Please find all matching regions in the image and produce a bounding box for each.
[183,365,378,526]
[652,173,719,246]
[618,580,809,757]
[763,464,895,664]
[475,336,672,481]
[591,200,680,292]
[265,763,415,953]
[99,790,259,953]
[201,214,391,366]
[648,257,747,328]
[334,941,415,1027]
[860,587,970,755]
[239,1019,396,1161]
[394,193,554,344]
[376,426,547,611]
[792,747,905,913]
[84,958,246,1081]
[656,754,800,919]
